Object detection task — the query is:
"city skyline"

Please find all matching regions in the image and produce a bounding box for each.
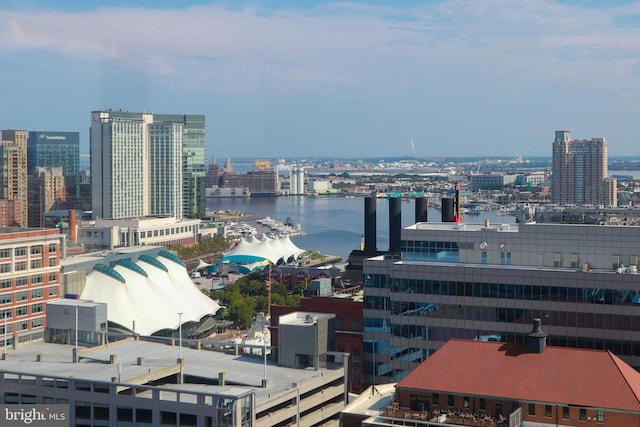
[2,1,640,158]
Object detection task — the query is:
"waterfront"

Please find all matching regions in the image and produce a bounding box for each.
[207,196,515,261]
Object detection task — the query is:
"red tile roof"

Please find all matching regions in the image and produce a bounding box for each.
[396,339,640,412]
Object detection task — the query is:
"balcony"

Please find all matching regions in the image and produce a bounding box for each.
[380,403,509,427]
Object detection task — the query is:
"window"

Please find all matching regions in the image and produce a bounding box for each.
[32,318,43,328]
[0,294,12,304]
[463,396,470,408]
[0,279,11,289]
[0,263,10,273]
[545,405,552,417]
[432,393,439,405]
[32,275,43,284]
[352,319,360,330]
[31,303,43,314]
[16,277,27,287]
[30,246,42,255]
[30,259,42,269]
[49,272,57,282]
[16,306,28,317]
[49,286,57,296]
[562,406,569,419]
[16,291,27,301]
[528,403,535,416]
[15,261,26,271]
[48,243,56,253]
[579,408,586,421]
[479,398,486,410]
[48,257,56,267]
[15,247,26,257]
[0,249,10,258]
[597,410,604,423]
[31,289,43,299]
[17,321,28,331]
[448,395,454,407]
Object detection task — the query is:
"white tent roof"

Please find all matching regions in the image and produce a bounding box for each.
[195,259,212,270]
[81,253,220,336]
[223,235,306,265]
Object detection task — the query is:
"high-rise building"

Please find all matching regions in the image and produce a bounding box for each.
[90,110,206,220]
[154,113,206,218]
[361,197,640,386]
[0,130,28,227]
[27,167,67,227]
[551,130,616,206]
[27,131,80,206]
[27,131,79,178]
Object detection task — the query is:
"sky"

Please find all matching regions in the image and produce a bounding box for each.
[2,0,640,160]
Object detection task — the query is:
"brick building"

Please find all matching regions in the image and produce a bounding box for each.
[0,228,62,349]
[270,292,365,393]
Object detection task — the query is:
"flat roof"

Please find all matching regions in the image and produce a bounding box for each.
[0,338,335,401]
[407,222,519,232]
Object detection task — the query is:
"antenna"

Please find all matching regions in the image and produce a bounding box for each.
[410,134,415,158]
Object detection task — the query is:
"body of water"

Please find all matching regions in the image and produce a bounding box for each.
[207,196,515,261]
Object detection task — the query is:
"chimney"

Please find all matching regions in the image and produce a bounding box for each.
[364,197,377,255]
[415,197,428,223]
[388,197,401,253]
[441,197,455,222]
[68,209,77,244]
[527,318,547,353]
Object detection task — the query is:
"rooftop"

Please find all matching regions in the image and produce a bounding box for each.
[396,339,640,412]
[0,337,334,402]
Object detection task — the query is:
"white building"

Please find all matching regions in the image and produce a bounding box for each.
[77,217,200,250]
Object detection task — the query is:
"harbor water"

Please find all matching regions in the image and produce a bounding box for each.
[207,196,515,261]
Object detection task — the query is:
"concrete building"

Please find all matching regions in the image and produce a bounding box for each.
[0,130,28,227]
[361,196,640,386]
[0,336,346,426]
[551,130,616,206]
[90,110,206,220]
[271,290,365,394]
[469,173,517,190]
[0,228,63,349]
[77,217,200,250]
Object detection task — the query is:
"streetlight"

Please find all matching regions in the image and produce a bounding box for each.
[177,312,183,360]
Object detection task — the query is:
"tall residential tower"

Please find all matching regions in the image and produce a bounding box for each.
[551,130,616,206]
[90,110,206,220]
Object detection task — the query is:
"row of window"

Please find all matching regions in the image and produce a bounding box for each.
[366,299,640,332]
[0,258,57,273]
[369,322,640,358]
[529,403,603,422]
[0,244,57,259]
[0,273,55,289]
[365,274,640,306]
[0,289,45,305]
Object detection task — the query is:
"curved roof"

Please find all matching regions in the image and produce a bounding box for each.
[222,235,305,265]
[81,253,220,336]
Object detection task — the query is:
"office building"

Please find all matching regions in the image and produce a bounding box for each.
[90,110,206,220]
[0,130,28,227]
[361,197,640,386]
[0,228,62,349]
[551,130,616,206]
[27,131,80,178]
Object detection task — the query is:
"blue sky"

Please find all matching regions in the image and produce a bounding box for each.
[2,1,640,160]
